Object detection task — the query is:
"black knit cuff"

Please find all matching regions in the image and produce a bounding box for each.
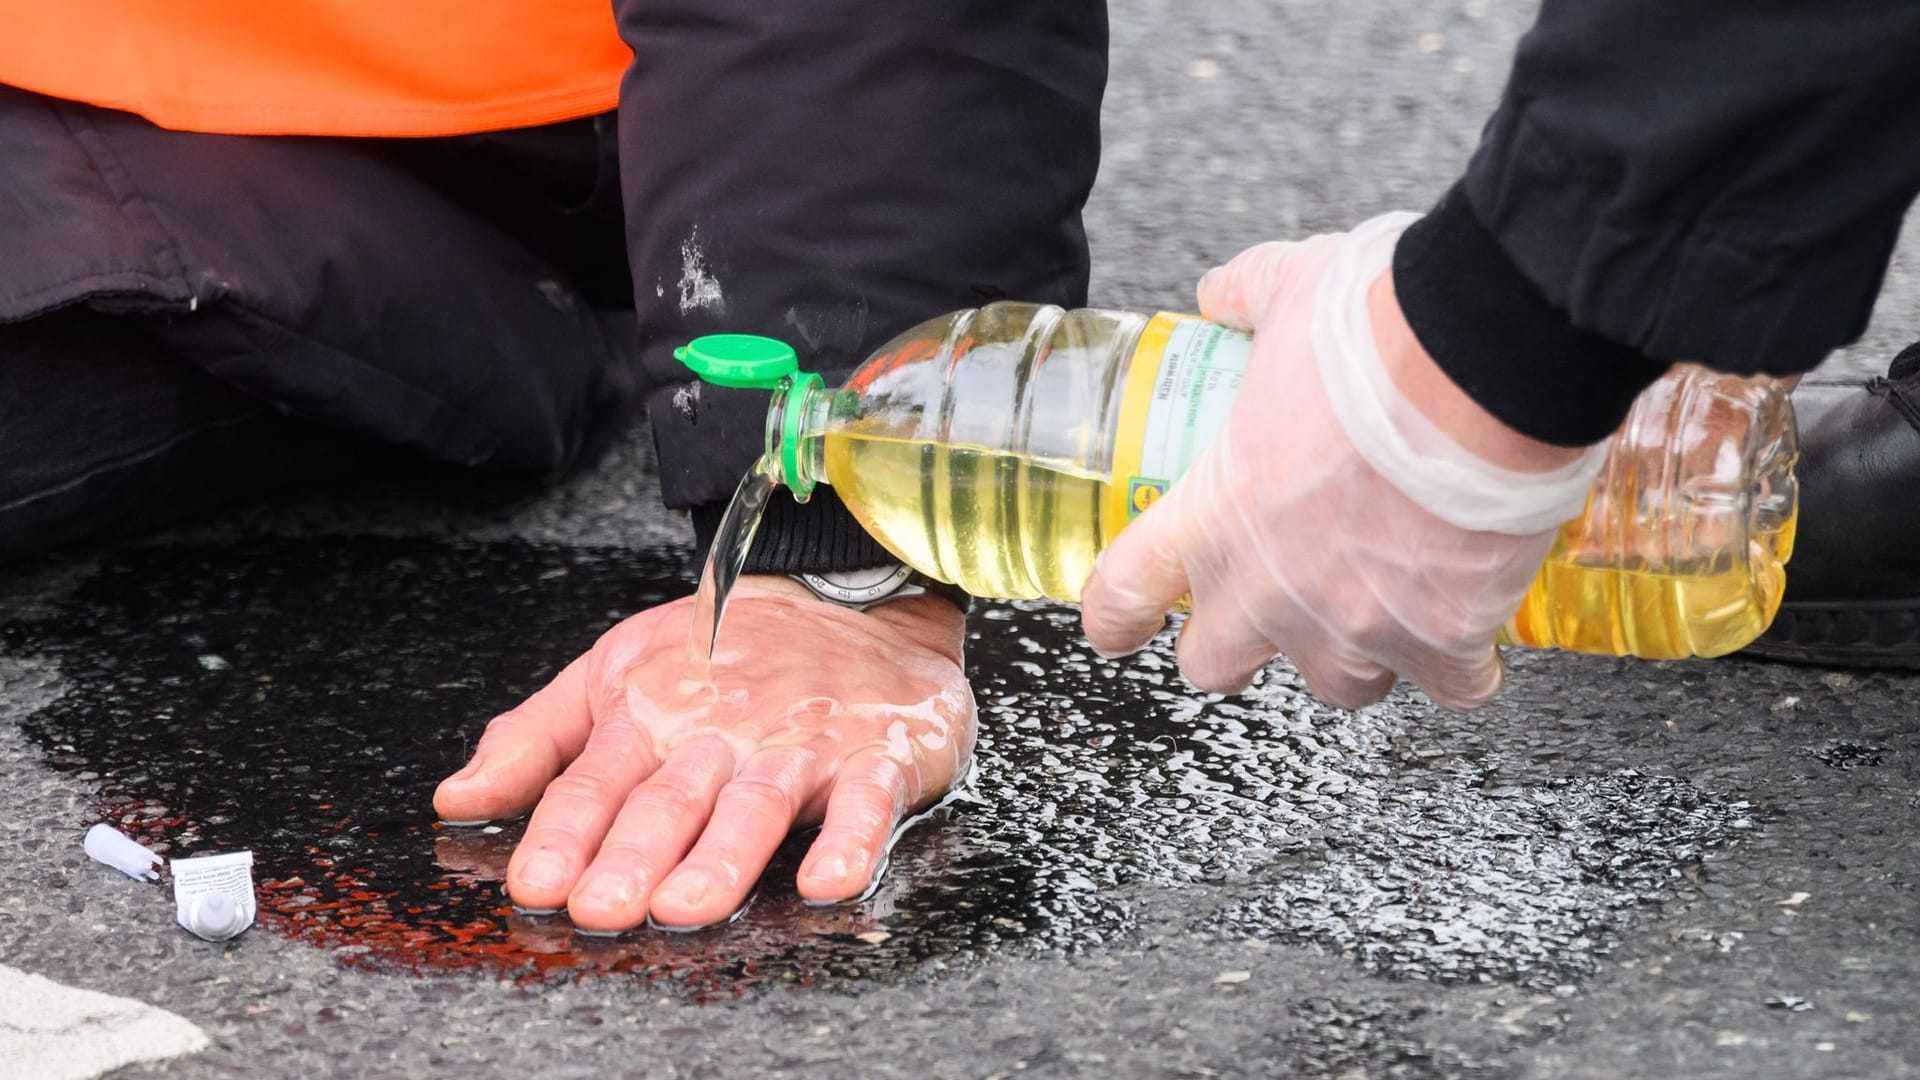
[690,484,896,575]
[1393,184,1671,447]
[690,488,973,615]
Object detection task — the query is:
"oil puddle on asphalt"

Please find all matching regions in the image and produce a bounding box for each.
[4,537,1751,993]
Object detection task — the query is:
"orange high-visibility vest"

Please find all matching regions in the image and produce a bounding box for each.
[0,1,628,137]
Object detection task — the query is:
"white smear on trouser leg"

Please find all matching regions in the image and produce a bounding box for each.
[678,229,725,316]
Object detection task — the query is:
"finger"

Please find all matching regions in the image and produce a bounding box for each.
[504,714,662,912]
[796,751,911,902]
[434,655,595,824]
[1292,647,1398,712]
[1173,601,1279,695]
[565,736,736,934]
[648,745,822,929]
[1080,487,1194,658]
[1410,647,1505,712]
[1195,238,1317,329]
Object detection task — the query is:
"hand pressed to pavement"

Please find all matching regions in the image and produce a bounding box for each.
[433,577,974,932]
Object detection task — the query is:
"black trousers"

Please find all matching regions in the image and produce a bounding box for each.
[0,91,638,562]
[0,1,1108,568]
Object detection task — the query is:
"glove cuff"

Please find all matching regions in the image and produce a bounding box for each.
[1308,212,1606,536]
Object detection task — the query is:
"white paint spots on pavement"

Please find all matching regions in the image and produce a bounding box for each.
[0,964,209,1079]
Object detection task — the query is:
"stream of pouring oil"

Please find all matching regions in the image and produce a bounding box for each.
[685,458,779,676]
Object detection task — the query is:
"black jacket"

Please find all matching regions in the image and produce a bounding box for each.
[1396,0,1920,446]
[676,0,1920,572]
[619,0,1107,571]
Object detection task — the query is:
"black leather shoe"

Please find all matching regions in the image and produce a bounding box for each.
[1743,343,1920,668]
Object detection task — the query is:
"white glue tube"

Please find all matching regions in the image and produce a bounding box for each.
[171,850,257,942]
[84,824,163,882]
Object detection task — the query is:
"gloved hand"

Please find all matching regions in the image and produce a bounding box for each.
[1080,213,1606,710]
[433,577,974,931]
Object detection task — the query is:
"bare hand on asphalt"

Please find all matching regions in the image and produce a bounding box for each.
[433,578,974,931]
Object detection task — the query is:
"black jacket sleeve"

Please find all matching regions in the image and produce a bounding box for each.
[1394,1,1920,447]
[613,0,1107,571]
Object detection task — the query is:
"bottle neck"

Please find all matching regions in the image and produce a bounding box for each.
[767,376,831,500]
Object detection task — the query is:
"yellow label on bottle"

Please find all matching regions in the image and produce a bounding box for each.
[1103,313,1256,541]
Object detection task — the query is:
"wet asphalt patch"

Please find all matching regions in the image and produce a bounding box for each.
[4,537,1749,995]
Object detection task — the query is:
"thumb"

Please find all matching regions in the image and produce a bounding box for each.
[1196,239,1303,330]
[1080,488,1194,658]
[433,653,594,823]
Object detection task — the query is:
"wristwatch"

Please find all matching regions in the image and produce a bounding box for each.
[788,564,972,614]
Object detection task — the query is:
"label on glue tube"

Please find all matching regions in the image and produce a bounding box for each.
[1103,314,1254,540]
[172,850,257,941]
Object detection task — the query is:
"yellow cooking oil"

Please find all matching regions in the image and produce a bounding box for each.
[824,433,1108,601]
[825,429,1797,658]
[1504,518,1796,659]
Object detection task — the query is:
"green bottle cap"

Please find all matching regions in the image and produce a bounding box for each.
[674,333,822,500]
[673,334,799,389]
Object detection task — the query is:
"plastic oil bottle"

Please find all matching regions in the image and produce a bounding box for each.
[675,302,1799,660]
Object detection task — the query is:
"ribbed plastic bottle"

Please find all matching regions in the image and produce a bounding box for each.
[676,302,1799,660]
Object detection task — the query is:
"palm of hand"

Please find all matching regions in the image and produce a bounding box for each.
[434,581,974,932]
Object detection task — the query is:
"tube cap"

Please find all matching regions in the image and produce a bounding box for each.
[84,823,162,882]
[185,891,248,941]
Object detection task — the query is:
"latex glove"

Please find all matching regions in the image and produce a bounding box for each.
[433,577,974,931]
[1080,213,1606,710]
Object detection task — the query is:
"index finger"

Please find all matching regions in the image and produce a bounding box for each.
[504,715,663,912]
[1079,483,1194,658]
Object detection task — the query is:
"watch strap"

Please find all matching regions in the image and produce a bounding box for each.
[788,566,972,615]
